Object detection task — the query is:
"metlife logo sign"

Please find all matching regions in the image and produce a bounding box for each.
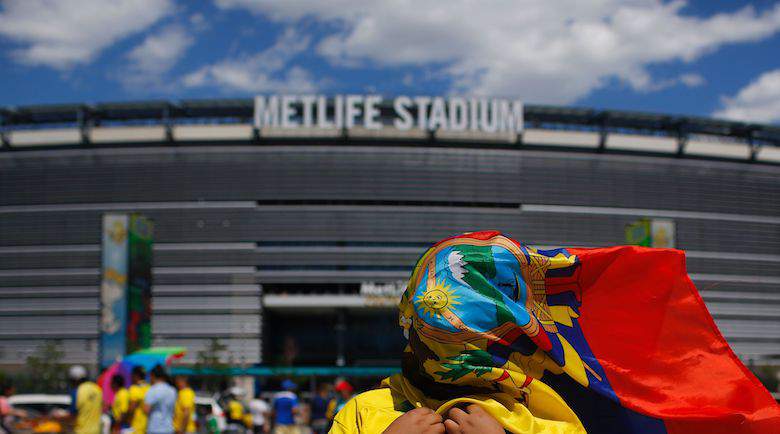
[254,95,524,133]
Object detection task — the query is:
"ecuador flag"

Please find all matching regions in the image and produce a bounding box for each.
[383,231,779,434]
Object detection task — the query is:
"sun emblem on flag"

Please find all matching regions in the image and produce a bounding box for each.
[417,279,461,319]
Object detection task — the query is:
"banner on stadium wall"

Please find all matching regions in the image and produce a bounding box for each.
[99,213,154,368]
[650,218,676,248]
[127,214,154,353]
[254,95,524,134]
[625,218,676,248]
[100,214,130,368]
[360,281,407,306]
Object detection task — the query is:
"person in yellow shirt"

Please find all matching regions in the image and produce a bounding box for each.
[69,365,103,434]
[329,233,586,434]
[128,366,150,434]
[110,374,130,433]
[225,388,249,431]
[173,376,196,434]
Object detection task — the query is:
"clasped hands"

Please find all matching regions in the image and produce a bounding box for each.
[382,404,504,434]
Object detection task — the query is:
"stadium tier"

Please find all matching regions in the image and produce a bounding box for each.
[0,99,778,369]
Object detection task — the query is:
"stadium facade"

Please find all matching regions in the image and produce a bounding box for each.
[1,97,779,371]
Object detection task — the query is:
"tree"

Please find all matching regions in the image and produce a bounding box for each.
[25,341,67,393]
[195,338,229,393]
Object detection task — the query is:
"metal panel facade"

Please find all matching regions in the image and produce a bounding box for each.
[0,144,778,366]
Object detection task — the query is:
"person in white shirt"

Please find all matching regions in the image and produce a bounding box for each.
[249,392,270,434]
[143,365,177,434]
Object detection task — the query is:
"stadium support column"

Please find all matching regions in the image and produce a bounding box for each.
[748,130,758,162]
[335,309,347,367]
[0,112,8,149]
[77,106,90,145]
[258,283,264,364]
[597,114,608,153]
[163,104,174,143]
[676,122,689,157]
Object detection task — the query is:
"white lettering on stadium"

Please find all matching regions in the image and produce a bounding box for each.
[254,95,523,133]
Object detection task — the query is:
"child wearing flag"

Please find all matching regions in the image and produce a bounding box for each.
[330,231,779,434]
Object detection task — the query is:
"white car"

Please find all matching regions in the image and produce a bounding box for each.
[195,395,227,433]
[9,394,111,434]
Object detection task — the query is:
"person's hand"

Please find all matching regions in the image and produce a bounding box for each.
[383,407,445,434]
[443,404,503,434]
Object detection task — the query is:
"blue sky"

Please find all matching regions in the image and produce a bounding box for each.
[0,0,779,123]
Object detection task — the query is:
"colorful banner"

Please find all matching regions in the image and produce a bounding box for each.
[127,214,154,354]
[624,218,651,246]
[625,218,676,248]
[99,213,154,368]
[650,218,676,248]
[99,214,129,368]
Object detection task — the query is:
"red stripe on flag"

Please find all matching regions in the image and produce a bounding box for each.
[569,246,780,434]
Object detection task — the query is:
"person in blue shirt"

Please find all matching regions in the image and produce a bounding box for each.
[308,383,331,434]
[271,380,299,434]
[143,365,177,434]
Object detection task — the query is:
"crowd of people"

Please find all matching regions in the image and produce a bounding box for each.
[1,363,359,434]
[229,379,357,434]
[74,363,183,434]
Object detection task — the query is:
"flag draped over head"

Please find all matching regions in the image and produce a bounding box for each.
[385,231,779,434]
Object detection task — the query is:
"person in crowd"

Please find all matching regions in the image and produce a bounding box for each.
[69,365,103,434]
[308,383,330,434]
[325,381,354,423]
[143,365,177,434]
[128,366,150,434]
[249,390,271,434]
[110,374,130,433]
[225,387,248,429]
[173,376,196,434]
[0,382,27,434]
[271,380,299,434]
[329,234,542,434]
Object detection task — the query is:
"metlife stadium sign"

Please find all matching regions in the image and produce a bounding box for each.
[254,95,524,133]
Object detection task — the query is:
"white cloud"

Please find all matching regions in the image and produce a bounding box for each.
[121,25,194,89]
[215,0,780,103]
[627,71,706,92]
[713,69,780,123]
[182,28,317,93]
[679,73,705,88]
[190,13,207,30]
[0,0,173,69]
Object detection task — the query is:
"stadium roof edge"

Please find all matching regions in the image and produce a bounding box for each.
[1,98,779,150]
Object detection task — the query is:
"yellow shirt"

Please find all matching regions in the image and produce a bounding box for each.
[129,382,150,434]
[74,381,103,434]
[174,387,196,433]
[112,388,129,424]
[326,398,338,420]
[330,389,403,434]
[228,399,244,421]
[331,375,585,434]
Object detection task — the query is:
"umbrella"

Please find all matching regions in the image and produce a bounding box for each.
[97,346,186,405]
[125,347,186,371]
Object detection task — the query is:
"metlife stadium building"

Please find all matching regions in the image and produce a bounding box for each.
[1,95,779,373]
